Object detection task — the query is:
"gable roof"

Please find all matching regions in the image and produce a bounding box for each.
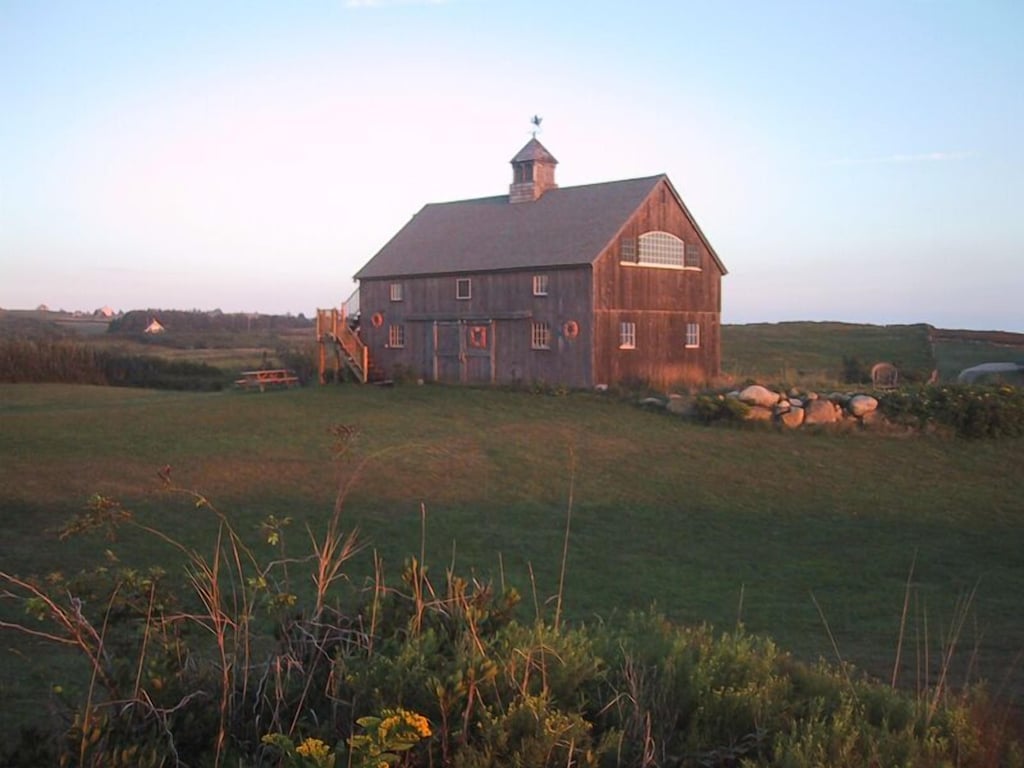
[355,174,725,280]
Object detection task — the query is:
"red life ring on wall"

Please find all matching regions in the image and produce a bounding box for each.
[563,320,580,339]
[371,312,384,328]
[469,325,488,348]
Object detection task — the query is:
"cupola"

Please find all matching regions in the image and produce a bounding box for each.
[509,138,558,203]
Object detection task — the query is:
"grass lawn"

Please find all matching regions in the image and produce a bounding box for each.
[1,382,1023,737]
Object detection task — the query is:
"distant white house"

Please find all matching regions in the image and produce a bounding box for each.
[95,306,116,318]
[144,318,165,334]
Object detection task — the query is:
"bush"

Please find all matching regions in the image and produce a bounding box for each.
[693,392,750,423]
[1,488,1020,766]
[879,384,1024,438]
[841,355,870,385]
[0,339,229,390]
[277,342,319,385]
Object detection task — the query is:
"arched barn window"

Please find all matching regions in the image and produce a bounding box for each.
[638,231,684,267]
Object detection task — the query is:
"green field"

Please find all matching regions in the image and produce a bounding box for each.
[2,381,1023,737]
[723,321,1024,385]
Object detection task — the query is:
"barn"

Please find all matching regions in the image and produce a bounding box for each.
[324,138,726,390]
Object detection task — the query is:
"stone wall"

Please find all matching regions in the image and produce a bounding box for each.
[729,384,884,429]
[641,384,889,430]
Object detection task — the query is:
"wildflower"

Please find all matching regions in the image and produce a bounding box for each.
[349,707,432,767]
[296,737,332,762]
[403,710,432,739]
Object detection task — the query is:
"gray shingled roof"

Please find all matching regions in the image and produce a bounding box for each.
[355,175,669,279]
[511,137,558,165]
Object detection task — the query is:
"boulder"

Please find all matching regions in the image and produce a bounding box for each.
[778,406,805,429]
[738,385,780,408]
[847,394,879,417]
[743,405,774,422]
[804,398,840,425]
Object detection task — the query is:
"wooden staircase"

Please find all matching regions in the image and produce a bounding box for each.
[316,306,369,384]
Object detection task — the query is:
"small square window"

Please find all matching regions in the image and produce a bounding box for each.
[685,322,700,348]
[532,274,549,296]
[619,321,636,350]
[684,244,701,269]
[388,324,405,348]
[531,321,550,349]
[456,278,472,300]
[389,283,403,302]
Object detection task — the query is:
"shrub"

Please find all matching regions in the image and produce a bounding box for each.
[841,355,870,385]
[0,339,230,389]
[1,487,1020,766]
[879,384,1024,438]
[693,392,750,424]
[277,342,319,384]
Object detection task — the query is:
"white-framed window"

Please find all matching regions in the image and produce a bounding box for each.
[531,321,551,349]
[532,274,549,296]
[389,283,403,302]
[388,324,405,348]
[619,321,636,349]
[685,322,700,348]
[684,244,701,269]
[637,231,684,267]
[456,278,472,300]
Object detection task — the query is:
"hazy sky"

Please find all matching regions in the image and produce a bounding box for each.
[2,1,1022,330]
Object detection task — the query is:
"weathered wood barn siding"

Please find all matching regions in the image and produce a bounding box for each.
[360,265,594,386]
[592,179,723,389]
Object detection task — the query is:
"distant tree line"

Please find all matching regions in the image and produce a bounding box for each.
[109,310,312,335]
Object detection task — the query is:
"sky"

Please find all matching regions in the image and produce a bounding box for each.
[1,1,1022,331]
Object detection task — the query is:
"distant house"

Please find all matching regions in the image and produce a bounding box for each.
[346,138,726,390]
[144,318,165,334]
[95,306,116,318]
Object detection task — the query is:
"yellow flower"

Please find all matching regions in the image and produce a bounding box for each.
[295,737,332,761]
[403,711,432,739]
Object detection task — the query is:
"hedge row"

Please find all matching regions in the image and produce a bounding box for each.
[0,339,229,391]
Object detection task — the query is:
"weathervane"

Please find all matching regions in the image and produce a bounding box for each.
[530,114,543,138]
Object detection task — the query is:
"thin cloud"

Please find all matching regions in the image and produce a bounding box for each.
[830,150,977,166]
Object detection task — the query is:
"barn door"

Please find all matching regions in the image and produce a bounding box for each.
[432,321,495,383]
[433,321,462,383]
[463,322,494,383]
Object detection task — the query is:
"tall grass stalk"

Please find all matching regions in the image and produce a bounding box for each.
[892,551,917,689]
[810,590,858,702]
[554,446,577,632]
[926,580,980,724]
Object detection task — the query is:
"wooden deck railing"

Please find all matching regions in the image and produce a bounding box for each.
[316,307,368,383]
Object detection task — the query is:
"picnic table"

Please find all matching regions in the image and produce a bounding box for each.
[234,369,300,391]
